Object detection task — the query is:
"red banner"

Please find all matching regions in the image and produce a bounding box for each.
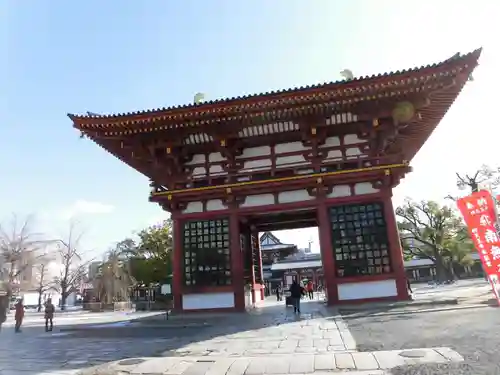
[457,190,500,305]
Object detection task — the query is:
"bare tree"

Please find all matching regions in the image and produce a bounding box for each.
[34,251,58,312]
[95,248,134,305]
[0,215,47,295]
[53,222,90,310]
[446,165,500,200]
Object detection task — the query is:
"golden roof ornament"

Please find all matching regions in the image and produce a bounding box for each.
[392,101,415,124]
[194,93,206,104]
[340,69,354,81]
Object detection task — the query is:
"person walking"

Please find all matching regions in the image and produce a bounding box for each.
[276,285,282,301]
[289,280,305,314]
[14,299,24,333]
[407,278,413,300]
[44,298,55,332]
[0,283,10,333]
[307,281,314,300]
[0,298,7,332]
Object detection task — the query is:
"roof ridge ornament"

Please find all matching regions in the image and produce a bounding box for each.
[340,69,354,81]
[194,93,206,104]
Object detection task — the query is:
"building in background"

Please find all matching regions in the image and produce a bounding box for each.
[260,232,298,292]
[404,253,484,282]
[5,251,37,293]
[88,261,102,280]
[270,252,324,290]
[270,251,484,288]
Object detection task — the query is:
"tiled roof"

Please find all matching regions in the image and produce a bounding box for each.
[271,259,323,271]
[260,231,282,245]
[261,244,297,251]
[68,49,481,129]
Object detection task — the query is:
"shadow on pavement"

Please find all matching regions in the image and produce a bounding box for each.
[0,298,334,374]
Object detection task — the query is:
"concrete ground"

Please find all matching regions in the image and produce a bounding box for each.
[0,281,494,375]
[411,278,493,304]
[342,303,500,374]
[1,310,160,328]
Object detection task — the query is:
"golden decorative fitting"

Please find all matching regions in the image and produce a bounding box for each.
[384,169,391,176]
[372,118,379,127]
[167,194,172,201]
[311,127,317,135]
[166,147,171,154]
[392,101,415,123]
[316,177,323,184]
[220,139,226,147]
[226,187,232,194]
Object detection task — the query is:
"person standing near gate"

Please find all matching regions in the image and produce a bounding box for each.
[407,278,413,300]
[276,285,282,301]
[307,281,314,300]
[289,280,305,314]
[14,299,24,333]
[0,298,7,332]
[44,298,55,332]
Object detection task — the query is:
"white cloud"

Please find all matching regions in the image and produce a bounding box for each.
[58,200,115,220]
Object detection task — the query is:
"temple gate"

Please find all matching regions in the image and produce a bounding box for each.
[69,49,480,312]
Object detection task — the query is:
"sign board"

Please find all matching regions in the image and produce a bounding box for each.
[457,190,500,306]
[160,284,172,295]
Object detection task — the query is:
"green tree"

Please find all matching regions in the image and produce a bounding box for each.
[442,225,475,279]
[124,220,173,285]
[396,199,474,281]
[114,238,138,258]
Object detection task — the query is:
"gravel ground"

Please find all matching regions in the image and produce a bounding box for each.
[342,305,500,375]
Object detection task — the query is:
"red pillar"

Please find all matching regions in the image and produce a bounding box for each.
[316,201,339,305]
[172,218,183,311]
[230,211,245,311]
[382,191,410,301]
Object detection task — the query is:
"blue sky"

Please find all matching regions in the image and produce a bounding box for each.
[1,0,498,256]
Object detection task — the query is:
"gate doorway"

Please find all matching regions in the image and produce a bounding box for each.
[242,208,321,306]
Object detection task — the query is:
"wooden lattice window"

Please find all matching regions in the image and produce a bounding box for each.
[183,218,231,286]
[330,202,392,277]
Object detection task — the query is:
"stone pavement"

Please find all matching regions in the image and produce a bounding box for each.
[0,325,175,374]
[77,348,464,375]
[161,299,357,357]
[0,298,467,375]
[412,278,492,305]
[2,310,160,327]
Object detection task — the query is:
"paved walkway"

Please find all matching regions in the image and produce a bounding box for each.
[77,348,464,375]
[0,298,466,375]
[162,299,356,357]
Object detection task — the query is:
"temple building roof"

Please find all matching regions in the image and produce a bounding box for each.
[260,232,296,252]
[271,252,481,272]
[67,49,482,187]
[68,49,480,130]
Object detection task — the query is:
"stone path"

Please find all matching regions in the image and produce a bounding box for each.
[0,298,467,375]
[77,348,465,375]
[164,300,356,357]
